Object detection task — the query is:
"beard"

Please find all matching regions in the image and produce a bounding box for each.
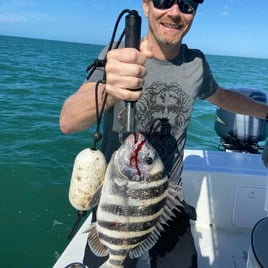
[148,23,183,47]
[159,35,181,46]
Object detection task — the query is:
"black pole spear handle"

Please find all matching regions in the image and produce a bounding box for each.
[124,10,141,133]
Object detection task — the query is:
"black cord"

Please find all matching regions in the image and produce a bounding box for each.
[89,9,131,150]
[67,9,134,241]
[86,59,105,80]
[67,210,87,241]
[106,9,130,53]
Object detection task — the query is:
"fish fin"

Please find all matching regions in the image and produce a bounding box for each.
[155,181,184,228]
[161,181,183,220]
[167,181,183,207]
[129,228,160,259]
[128,181,184,259]
[87,222,108,257]
[129,221,165,259]
[88,183,103,208]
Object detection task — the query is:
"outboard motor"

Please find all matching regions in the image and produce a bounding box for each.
[214,88,267,154]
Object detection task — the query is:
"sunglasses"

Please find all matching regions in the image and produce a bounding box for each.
[152,0,198,14]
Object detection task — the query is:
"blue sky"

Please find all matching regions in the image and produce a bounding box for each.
[0,0,267,58]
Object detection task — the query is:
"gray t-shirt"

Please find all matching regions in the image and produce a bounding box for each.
[89,44,218,186]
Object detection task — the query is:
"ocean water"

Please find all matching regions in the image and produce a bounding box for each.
[0,35,268,267]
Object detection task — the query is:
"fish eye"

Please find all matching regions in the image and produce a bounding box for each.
[145,157,153,165]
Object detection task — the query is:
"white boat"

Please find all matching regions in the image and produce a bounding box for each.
[54,149,268,268]
[54,89,268,268]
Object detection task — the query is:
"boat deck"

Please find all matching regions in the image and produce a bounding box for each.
[193,224,249,268]
[54,215,251,268]
[183,150,268,268]
[54,150,268,268]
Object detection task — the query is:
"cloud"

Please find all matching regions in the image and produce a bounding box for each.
[0,0,50,23]
[0,12,50,23]
[0,13,26,23]
[0,0,35,9]
[221,5,230,16]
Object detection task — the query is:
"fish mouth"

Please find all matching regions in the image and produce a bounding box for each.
[135,132,141,143]
[120,133,146,177]
[125,132,145,146]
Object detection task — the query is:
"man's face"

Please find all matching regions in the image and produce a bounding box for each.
[142,0,195,47]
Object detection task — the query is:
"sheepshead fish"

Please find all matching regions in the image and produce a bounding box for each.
[86,133,182,268]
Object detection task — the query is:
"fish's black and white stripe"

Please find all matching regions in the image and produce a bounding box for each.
[96,176,169,266]
[87,134,183,268]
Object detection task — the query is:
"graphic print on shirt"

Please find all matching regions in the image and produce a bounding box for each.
[136,81,192,137]
[136,81,193,176]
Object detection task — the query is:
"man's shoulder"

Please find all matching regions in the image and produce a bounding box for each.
[181,44,205,60]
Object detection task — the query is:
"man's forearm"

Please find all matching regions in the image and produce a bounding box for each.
[59,82,108,134]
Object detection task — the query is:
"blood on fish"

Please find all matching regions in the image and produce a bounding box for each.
[129,139,146,176]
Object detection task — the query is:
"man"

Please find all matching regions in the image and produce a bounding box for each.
[60,0,268,267]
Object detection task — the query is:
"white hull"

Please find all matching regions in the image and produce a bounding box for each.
[54,150,268,268]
